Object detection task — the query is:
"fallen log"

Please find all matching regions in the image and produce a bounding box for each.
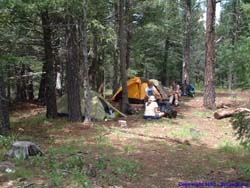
[214,107,250,119]
[216,102,232,109]
[214,108,236,119]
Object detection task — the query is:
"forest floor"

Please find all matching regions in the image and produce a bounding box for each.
[1,90,250,188]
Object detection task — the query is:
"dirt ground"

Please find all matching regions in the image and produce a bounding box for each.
[1,90,250,188]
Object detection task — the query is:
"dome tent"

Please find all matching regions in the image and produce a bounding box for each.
[57,90,124,120]
[112,77,168,104]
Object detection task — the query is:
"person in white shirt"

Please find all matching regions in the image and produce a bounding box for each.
[145,80,160,101]
[144,96,165,119]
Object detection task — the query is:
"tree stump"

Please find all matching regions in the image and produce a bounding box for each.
[5,141,44,159]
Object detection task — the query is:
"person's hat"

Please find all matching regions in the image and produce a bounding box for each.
[149,96,156,101]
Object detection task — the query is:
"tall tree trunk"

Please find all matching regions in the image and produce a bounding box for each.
[113,44,119,94]
[66,18,82,122]
[125,0,132,69]
[38,63,46,104]
[15,66,22,101]
[0,64,10,135]
[27,66,34,101]
[80,3,91,123]
[7,65,11,104]
[119,0,129,113]
[113,1,119,95]
[89,34,98,90]
[228,0,240,91]
[204,0,216,109]
[41,10,57,118]
[20,64,27,101]
[182,0,192,84]
[161,39,170,86]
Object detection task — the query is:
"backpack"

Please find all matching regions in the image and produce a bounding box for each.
[158,101,177,118]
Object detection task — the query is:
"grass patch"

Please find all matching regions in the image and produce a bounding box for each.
[143,118,172,127]
[192,111,213,117]
[123,145,135,154]
[217,139,241,154]
[8,167,35,180]
[95,155,141,185]
[47,145,80,156]
[13,114,47,127]
[0,134,19,149]
[47,155,89,188]
[170,124,199,140]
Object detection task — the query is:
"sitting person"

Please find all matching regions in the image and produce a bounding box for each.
[145,80,161,101]
[144,96,165,119]
[169,81,181,106]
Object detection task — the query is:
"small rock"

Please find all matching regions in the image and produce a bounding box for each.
[0,161,15,173]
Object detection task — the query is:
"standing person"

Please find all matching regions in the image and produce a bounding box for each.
[56,65,62,96]
[145,80,160,101]
[144,96,165,119]
[169,81,181,106]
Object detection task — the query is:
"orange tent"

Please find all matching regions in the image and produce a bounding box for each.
[112,77,168,103]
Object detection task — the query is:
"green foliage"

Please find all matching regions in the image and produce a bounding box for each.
[95,155,141,181]
[22,114,47,127]
[241,164,250,176]
[192,111,213,117]
[216,0,250,89]
[0,134,18,149]
[48,155,89,188]
[111,157,140,179]
[231,111,250,148]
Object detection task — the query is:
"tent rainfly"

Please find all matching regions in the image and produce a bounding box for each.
[57,90,125,120]
[112,77,168,104]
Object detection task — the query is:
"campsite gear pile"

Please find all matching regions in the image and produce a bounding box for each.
[112,77,177,118]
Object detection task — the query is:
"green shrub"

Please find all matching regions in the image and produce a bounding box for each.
[0,134,18,149]
[231,111,250,148]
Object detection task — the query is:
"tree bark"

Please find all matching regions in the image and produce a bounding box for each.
[228,0,240,91]
[0,64,10,135]
[41,10,57,118]
[89,34,98,90]
[113,1,119,95]
[119,0,129,113]
[38,63,46,104]
[15,66,22,101]
[203,0,216,109]
[214,108,250,119]
[65,18,82,122]
[161,39,170,86]
[113,45,119,94]
[80,3,91,123]
[125,0,132,69]
[182,0,192,84]
[20,64,27,101]
[27,66,34,101]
